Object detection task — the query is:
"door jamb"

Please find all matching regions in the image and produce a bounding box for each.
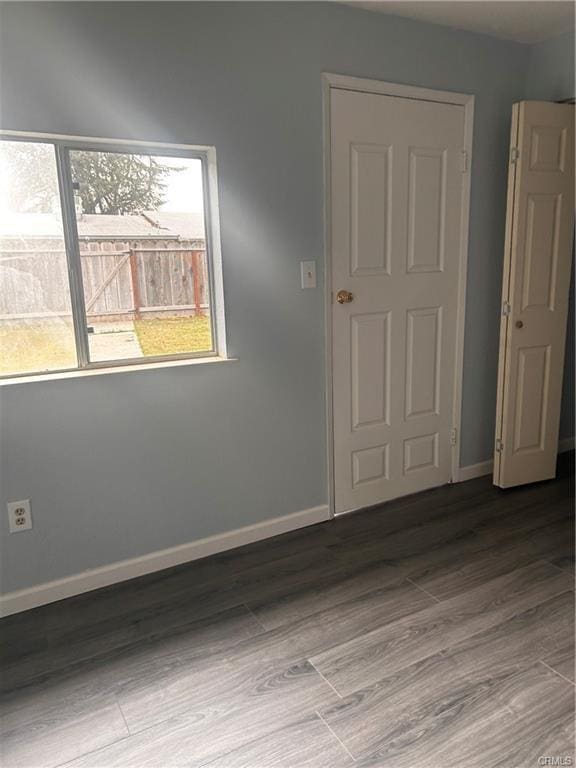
[322,72,475,517]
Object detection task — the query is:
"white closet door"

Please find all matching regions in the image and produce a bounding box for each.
[494,101,575,488]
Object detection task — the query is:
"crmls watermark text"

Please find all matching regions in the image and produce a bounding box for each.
[538,757,573,766]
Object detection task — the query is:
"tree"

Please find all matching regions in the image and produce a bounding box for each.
[0,142,179,215]
[71,152,178,215]
[0,141,60,213]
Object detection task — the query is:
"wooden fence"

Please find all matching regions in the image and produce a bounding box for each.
[0,238,209,321]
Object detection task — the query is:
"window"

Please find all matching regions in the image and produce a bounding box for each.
[0,135,225,379]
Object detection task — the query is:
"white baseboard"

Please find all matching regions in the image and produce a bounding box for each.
[3,436,573,617]
[0,504,330,618]
[455,436,574,484]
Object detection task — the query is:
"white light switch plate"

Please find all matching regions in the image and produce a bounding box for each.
[300,260,316,289]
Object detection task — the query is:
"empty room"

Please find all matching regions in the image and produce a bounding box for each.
[0,1,574,766]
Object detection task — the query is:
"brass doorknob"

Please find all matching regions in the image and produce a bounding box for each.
[515,320,524,329]
[336,290,354,304]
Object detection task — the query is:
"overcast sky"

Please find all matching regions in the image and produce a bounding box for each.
[157,155,204,213]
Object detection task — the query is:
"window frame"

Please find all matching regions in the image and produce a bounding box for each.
[0,131,228,380]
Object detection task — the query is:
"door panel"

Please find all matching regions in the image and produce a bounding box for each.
[529,125,567,172]
[331,88,466,513]
[494,101,574,488]
[351,312,391,429]
[512,345,550,454]
[405,307,442,419]
[521,193,561,311]
[404,433,439,474]
[351,144,392,275]
[353,444,389,487]
[407,148,447,273]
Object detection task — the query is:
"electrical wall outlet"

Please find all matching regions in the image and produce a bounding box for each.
[7,500,32,533]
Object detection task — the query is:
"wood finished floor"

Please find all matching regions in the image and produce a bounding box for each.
[1,458,574,768]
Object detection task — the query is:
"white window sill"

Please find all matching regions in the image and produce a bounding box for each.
[0,355,238,386]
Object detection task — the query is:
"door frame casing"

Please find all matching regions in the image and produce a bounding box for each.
[322,73,475,517]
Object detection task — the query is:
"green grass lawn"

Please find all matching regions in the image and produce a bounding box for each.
[134,316,212,356]
[0,322,77,375]
[0,316,213,375]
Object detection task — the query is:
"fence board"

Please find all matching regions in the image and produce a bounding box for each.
[0,237,208,320]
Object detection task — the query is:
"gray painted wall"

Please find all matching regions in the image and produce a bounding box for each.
[0,2,567,592]
[525,31,575,441]
[526,30,575,102]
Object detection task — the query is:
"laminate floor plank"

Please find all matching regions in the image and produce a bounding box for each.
[470,491,572,543]
[326,480,570,577]
[331,475,497,540]
[3,547,368,693]
[245,558,404,630]
[0,688,128,768]
[230,547,386,625]
[0,467,572,768]
[328,496,486,566]
[408,536,541,600]
[311,560,572,696]
[0,542,350,678]
[429,663,575,768]
[115,579,433,733]
[525,519,575,575]
[198,714,354,768]
[542,640,576,683]
[318,590,573,761]
[0,580,432,768]
[0,574,243,680]
[65,661,340,768]
[1,599,264,695]
[354,663,574,768]
[0,556,236,662]
[0,606,266,767]
[216,522,341,574]
[333,474,567,552]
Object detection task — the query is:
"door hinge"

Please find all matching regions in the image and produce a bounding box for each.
[502,300,511,316]
[495,438,504,453]
[450,427,458,446]
[510,147,520,164]
[460,150,469,173]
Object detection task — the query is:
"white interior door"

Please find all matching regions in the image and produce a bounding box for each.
[494,101,575,488]
[330,87,467,514]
